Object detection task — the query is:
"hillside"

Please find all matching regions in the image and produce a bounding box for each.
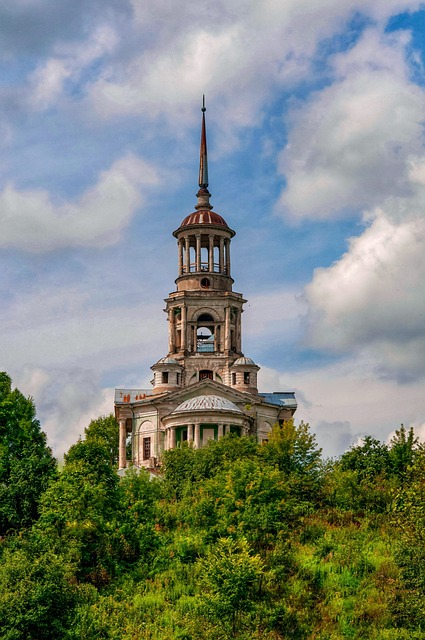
[1,372,424,639]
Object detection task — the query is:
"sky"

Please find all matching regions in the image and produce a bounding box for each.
[1,0,425,459]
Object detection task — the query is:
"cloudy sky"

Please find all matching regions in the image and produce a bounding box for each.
[1,0,425,458]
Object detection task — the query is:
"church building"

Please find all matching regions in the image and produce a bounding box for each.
[115,102,297,470]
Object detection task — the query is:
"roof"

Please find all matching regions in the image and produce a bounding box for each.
[179,210,229,228]
[258,392,298,409]
[154,357,181,366]
[232,356,257,366]
[172,394,242,414]
[115,389,153,403]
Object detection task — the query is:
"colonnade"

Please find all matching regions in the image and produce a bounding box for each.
[177,234,231,276]
[168,305,241,354]
[164,422,245,450]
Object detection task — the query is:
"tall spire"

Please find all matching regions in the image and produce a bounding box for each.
[195,95,212,211]
[199,95,208,188]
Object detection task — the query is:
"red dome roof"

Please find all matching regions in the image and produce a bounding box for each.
[180,210,229,228]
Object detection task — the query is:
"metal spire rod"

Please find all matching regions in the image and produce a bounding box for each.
[198,95,209,188]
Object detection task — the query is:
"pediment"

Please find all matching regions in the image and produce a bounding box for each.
[131,378,260,410]
[166,378,259,405]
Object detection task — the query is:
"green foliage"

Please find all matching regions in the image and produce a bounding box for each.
[389,424,418,481]
[35,438,122,585]
[0,372,56,535]
[260,419,323,501]
[84,414,119,466]
[197,537,263,634]
[0,540,76,639]
[162,433,259,498]
[340,435,390,481]
[1,391,423,640]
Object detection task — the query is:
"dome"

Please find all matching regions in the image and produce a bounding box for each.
[180,210,229,228]
[154,357,181,366]
[232,357,256,366]
[173,394,242,414]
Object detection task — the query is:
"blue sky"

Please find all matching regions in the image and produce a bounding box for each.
[1,0,425,457]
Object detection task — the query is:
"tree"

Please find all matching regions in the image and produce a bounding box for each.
[35,438,122,586]
[339,435,390,481]
[162,434,259,499]
[84,414,119,467]
[0,542,76,640]
[389,424,418,481]
[0,372,56,535]
[197,537,263,635]
[260,420,322,501]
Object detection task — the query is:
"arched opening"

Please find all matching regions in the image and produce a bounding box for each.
[200,245,209,271]
[213,244,220,272]
[197,327,213,352]
[196,313,215,352]
[189,244,196,272]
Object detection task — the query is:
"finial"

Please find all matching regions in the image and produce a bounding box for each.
[198,96,209,189]
[195,96,212,210]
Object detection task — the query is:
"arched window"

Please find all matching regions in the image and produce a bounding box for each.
[197,313,215,352]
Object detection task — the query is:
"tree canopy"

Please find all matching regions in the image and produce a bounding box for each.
[1,373,425,639]
[0,372,56,535]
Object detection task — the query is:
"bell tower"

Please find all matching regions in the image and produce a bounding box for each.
[154,98,255,391]
[115,98,298,470]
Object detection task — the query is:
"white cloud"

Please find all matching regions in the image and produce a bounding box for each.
[304,193,425,379]
[277,29,425,219]
[88,1,423,134]
[243,288,304,338]
[0,153,158,252]
[15,365,115,456]
[271,26,425,383]
[0,286,165,373]
[258,357,425,457]
[28,24,118,109]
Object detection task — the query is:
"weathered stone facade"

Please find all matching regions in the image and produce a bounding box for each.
[115,104,297,469]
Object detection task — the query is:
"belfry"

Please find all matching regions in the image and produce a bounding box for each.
[115,100,297,469]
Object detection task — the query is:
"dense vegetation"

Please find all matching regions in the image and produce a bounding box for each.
[1,371,425,639]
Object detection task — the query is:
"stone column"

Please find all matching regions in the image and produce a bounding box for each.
[219,237,224,273]
[196,234,201,271]
[218,424,223,439]
[208,235,214,272]
[181,306,187,351]
[178,239,183,276]
[214,323,219,352]
[185,236,190,273]
[119,418,127,469]
[225,239,231,275]
[224,306,230,351]
[170,428,176,450]
[194,423,201,449]
[188,424,194,443]
[168,309,175,353]
[235,310,241,353]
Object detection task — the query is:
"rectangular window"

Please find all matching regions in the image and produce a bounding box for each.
[244,372,250,384]
[162,372,169,384]
[143,437,151,460]
[232,372,236,385]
